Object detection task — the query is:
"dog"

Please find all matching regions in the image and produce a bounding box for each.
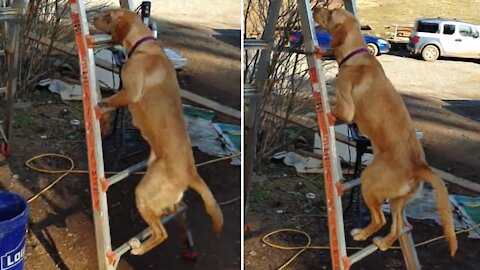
[93,9,223,255]
[313,7,457,256]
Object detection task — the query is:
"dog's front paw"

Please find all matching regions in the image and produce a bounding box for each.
[97,101,109,108]
[130,247,145,256]
[129,239,144,255]
[350,228,369,241]
[373,236,389,251]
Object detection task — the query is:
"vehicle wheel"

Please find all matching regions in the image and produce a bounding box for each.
[367,43,379,56]
[421,45,439,61]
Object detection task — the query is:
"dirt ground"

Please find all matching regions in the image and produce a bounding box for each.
[245,52,480,269]
[0,11,240,270]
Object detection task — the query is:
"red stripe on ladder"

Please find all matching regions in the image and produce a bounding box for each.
[312,85,341,269]
[70,7,101,211]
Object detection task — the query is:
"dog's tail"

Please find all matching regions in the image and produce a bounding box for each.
[416,166,457,256]
[189,175,224,235]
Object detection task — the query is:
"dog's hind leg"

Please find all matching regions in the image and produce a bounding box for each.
[373,197,407,251]
[350,190,386,241]
[351,165,386,241]
[131,200,168,255]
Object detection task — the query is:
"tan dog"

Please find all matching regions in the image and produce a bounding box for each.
[93,9,223,255]
[313,7,457,255]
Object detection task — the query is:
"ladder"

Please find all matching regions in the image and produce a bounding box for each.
[68,1,191,269]
[243,0,281,218]
[244,1,421,269]
[0,0,26,156]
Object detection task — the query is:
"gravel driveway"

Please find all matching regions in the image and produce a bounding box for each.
[378,54,480,183]
[379,54,480,100]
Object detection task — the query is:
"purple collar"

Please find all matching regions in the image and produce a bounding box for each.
[128,36,155,58]
[338,48,369,67]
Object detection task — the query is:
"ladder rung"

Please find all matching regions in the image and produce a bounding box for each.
[88,34,115,48]
[0,7,21,20]
[349,243,378,264]
[113,204,186,257]
[106,160,148,187]
[343,177,361,192]
[336,178,361,197]
[244,84,259,98]
[244,39,270,50]
[349,226,412,265]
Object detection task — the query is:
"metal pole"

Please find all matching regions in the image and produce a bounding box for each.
[245,0,282,217]
[3,20,20,145]
[1,0,23,150]
[118,0,134,10]
[343,0,358,18]
[399,216,421,270]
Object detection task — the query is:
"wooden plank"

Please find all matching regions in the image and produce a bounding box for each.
[432,167,480,193]
[179,89,240,119]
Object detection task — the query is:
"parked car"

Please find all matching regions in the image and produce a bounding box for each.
[407,18,480,61]
[289,28,391,56]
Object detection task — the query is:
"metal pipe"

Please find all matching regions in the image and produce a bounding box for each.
[106,159,148,186]
[349,244,378,265]
[399,216,421,270]
[342,177,362,191]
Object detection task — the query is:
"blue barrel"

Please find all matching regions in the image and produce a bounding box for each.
[0,192,28,270]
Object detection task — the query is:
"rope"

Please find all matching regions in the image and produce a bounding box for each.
[25,152,240,203]
[262,224,480,270]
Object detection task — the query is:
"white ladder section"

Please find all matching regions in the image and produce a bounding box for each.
[67,1,186,269]
[246,1,421,269]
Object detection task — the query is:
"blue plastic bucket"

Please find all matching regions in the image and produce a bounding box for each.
[0,192,28,270]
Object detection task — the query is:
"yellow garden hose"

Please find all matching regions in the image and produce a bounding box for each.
[262,224,480,270]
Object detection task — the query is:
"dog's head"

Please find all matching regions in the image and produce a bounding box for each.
[313,7,358,48]
[93,9,139,43]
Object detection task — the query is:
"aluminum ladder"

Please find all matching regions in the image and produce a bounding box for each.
[245,0,421,269]
[0,0,26,156]
[67,1,190,269]
[243,0,281,218]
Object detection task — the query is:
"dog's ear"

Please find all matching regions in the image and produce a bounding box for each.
[331,24,347,48]
[111,15,131,42]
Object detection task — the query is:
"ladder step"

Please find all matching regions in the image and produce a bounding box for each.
[244,39,270,50]
[336,177,361,197]
[0,7,21,20]
[244,83,259,98]
[106,160,148,187]
[349,226,412,265]
[113,203,186,257]
[343,177,361,190]
[349,243,378,264]
[87,34,115,48]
